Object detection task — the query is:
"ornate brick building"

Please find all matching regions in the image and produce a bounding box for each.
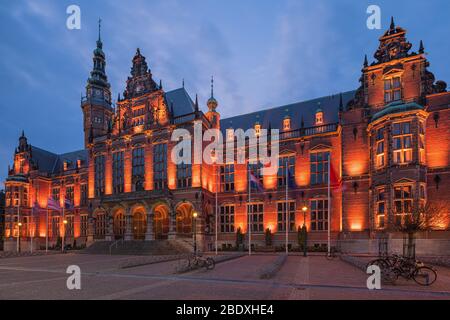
[3,20,449,252]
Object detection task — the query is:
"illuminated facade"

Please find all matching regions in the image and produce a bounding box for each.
[3,20,450,252]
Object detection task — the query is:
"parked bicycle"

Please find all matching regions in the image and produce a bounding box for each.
[187,254,215,271]
[367,254,437,286]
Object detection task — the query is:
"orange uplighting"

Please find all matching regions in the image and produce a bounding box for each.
[350,222,362,231]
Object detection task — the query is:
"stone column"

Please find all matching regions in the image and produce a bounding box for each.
[105,212,114,241]
[124,207,133,241]
[145,210,155,241]
[168,208,177,240]
[87,214,94,245]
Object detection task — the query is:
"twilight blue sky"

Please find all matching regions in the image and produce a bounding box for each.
[1,0,450,188]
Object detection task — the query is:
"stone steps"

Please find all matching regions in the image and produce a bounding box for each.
[82,239,192,255]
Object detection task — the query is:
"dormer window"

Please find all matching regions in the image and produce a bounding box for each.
[77,159,82,168]
[384,76,402,103]
[254,122,261,136]
[315,109,323,125]
[63,161,69,171]
[283,116,291,131]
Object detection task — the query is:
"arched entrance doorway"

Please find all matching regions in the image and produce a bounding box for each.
[153,204,169,239]
[176,202,194,237]
[132,210,146,240]
[113,209,126,240]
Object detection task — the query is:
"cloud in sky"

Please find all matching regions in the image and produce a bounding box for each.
[1,0,450,188]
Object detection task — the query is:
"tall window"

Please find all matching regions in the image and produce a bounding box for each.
[51,216,60,237]
[394,185,413,225]
[220,164,235,192]
[375,128,385,168]
[95,213,106,238]
[376,188,386,229]
[392,122,412,164]
[13,186,19,206]
[94,155,105,196]
[132,148,145,191]
[65,186,74,203]
[247,203,264,233]
[65,215,74,237]
[277,156,295,187]
[22,187,28,207]
[277,201,295,232]
[80,184,88,206]
[52,187,60,202]
[153,144,167,190]
[384,76,402,103]
[113,151,124,194]
[310,151,329,185]
[249,162,263,192]
[177,163,192,188]
[220,204,235,233]
[80,214,88,237]
[310,199,328,231]
[419,122,425,164]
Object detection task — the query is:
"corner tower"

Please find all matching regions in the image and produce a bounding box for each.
[81,19,113,147]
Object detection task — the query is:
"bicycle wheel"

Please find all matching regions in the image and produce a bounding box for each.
[381,267,398,285]
[366,258,389,271]
[205,257,215,270]
[413,266,437,286]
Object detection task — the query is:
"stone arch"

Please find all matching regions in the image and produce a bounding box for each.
[152,202,170,240]
[112,205,126,240]
[175,201,196,236]
[130,203,147,240]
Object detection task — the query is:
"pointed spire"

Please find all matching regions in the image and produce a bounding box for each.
[390,16,395,30]
[98,18,102,42]
[159,79,163,90]
[182,78,185,88]
[117,93,121,102]
[210,75,214,98]
[195,94,199,112]
[339,93,344,112]
[363,54,368,68]
[419,40,425,54]
[21,130,25,138]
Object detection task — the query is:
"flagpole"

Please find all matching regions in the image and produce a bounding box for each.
[248,164,251,256]
[285,165,288,255]
[215,161,218,256]
[61,205,65,253]
[327,153,331,257]
[46,206,49,253]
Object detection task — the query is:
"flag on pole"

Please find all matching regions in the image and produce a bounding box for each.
[64,198,74,210]
[47,198,60,210]
[249,169,264,193]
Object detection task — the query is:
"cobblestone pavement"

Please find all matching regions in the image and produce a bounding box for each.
[0,253,449,300]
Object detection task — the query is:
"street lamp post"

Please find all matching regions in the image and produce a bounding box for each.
[62,219,68,253]
[192,211,198,256]
[17,222,22,253]
[302,205,308,257]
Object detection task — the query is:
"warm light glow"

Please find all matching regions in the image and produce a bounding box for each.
[350,222,362,231]
[193,211,198,218]
[18,222,22,227]
[302,206,308,212]
[63,219,68,225]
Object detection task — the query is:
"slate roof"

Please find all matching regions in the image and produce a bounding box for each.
[30,147,87,175]
[164,87,195,117]
[220,90,356,134]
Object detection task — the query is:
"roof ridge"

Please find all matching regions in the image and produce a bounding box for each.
[222,90,355,121]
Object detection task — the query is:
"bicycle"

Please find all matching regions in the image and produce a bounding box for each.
[187,254,215,270]
[367,254,437,286]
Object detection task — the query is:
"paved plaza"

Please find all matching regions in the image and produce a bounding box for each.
[0,253,449,300]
